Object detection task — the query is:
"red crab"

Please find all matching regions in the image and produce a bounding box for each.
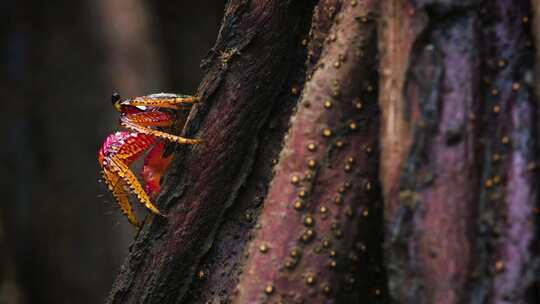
[98,92,200,226]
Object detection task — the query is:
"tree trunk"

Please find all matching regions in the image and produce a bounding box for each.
[107,1,322,302]
[108,0,539,303]
[382,1,539,303]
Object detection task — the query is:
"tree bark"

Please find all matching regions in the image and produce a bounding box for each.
[107,1,318,302]
[381,0,539,303]
[107,0,539,303]
[233,1,385,302]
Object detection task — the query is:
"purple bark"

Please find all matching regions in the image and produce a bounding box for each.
[233,1,384,303]
[381,0,539,303]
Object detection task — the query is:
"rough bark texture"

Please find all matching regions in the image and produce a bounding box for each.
[103,0,540,303]
[106,1,317,303]
[184,1,335,302]
[233,1,385,303]
[381,0,539,303]
[378,0,426,214]
[472,2,538,302]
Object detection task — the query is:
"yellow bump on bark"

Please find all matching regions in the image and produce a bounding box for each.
[322,239,331,248]
[495,260,505,272]
[362,208,369,217]
[323,100,332,109]
[264,284,274,295]
[329,259,337,268]
[197,270,205,279]
[305,274,316,286]
[303,215,314,227]
[322,128,332,137]
[259,243,269,253]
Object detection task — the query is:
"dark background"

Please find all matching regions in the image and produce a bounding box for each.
[0,1,224,303]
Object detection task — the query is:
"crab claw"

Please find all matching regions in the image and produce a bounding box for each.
[142,142,173,198]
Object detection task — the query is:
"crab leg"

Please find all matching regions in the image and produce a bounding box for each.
[123,94,199,110]
[120,111,200,144]
[109,155,163,216]
[101,169,140,226]
[121,111,175,127]
[121,119,201,144]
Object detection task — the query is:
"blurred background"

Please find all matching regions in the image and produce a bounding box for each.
[0,1,224,303]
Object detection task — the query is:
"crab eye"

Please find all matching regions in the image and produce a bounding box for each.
[111,92,121,105]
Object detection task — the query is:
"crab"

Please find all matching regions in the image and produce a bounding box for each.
[98,92,200,226]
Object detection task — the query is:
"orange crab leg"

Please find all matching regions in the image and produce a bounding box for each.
[121,111,175,128]
[120,111,201,144]
[101,169,140,226]
[122,94,199,110]
[120,118,201,144]
[109,155,163,216]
